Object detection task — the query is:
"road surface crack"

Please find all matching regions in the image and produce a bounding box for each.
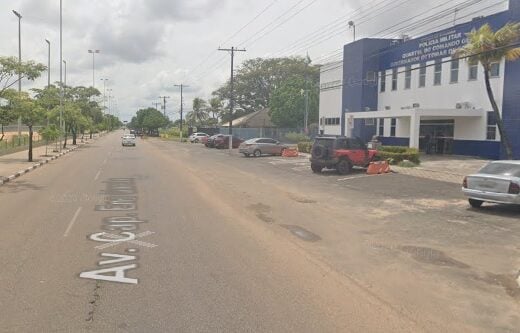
[86,281,101,323]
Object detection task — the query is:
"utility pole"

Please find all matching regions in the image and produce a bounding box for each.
[158,96,170,117]
[218,46,246,135]
[59,0,63,151]
[174,84,189,140]
[152,102,161,111]
[63,60,67,87]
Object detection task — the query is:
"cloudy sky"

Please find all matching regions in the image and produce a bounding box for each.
[0,0,508,121]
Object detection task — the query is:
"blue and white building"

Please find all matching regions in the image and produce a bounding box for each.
[319,0,520,159]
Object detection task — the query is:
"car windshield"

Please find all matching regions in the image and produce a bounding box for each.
[315,138,335,149]
[478,163,520,177]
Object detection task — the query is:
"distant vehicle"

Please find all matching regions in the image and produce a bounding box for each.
[205,134,225,148]
[214,136,243,149]
[238,138,289,157]
[189,132,209,143]
[309,136,378,174]
[462,161,520,208]
[122,134,136,147]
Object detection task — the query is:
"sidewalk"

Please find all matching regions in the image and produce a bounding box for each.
[0,135,99,185]
[392,154,490,184]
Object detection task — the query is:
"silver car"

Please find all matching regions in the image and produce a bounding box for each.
[238,138,288,157]
[121,134,136,147]
[462,160,520,208]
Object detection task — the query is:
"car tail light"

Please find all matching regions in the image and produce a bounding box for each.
[462,177,468,188]
[508,182,520,194]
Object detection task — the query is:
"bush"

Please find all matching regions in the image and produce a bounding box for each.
[160,127,188,139]
[297,141,313,153]
[285,132,310,143]
[398,160,418,168]
[377,146,420,165]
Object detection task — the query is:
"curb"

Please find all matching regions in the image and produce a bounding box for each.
[0,145,81,186]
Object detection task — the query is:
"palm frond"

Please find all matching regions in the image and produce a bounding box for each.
[495,22,520,47]
[505,47,520,61]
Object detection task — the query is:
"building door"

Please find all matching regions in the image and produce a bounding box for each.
[419,119,454,154]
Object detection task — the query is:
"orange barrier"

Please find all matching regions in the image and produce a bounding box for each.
[366,160,391,175]
[282,148,299,157]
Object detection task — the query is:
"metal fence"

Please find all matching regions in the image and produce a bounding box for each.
[216,127,318,142]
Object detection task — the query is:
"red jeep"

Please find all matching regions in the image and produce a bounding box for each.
[310,137,378,174]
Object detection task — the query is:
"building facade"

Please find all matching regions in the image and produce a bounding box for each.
[319,0,520,159]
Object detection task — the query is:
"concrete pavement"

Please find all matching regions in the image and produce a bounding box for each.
[0,132,425,332]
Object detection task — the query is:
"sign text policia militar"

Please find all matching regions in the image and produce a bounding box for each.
[390,30,467,68]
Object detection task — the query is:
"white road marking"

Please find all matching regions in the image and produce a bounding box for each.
[337,175,372,181]
[517,274,520,288]
[64,207,82,237]
[94,231,157,250]
[94,169,102,181]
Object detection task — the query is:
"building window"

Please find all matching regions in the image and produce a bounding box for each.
[365,118,375,126]
[405,65,412,89]
[390,118,397,137]
[468,63,478,80]
[419,63,426,87]
[486,112,497,140]
[450,59,459,83]
[434,59,442,85]
[378,118,384,136]
[325,117,340,125]
[490,62,500,77]
[391,68,398,91]
[380,71,386,92]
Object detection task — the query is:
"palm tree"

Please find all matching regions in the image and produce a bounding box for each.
[208,97,223,121]
[453,22,520,159]
[191,97,209,125]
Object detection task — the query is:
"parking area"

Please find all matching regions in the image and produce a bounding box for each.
[149,138,520,331]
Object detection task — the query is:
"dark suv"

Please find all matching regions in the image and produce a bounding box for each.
[310,137,378,174]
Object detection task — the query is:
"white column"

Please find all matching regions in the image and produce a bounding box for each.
[409,114,420,149]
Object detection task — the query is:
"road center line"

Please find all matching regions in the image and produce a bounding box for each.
[94,169,102,181]
[64,207,82,237]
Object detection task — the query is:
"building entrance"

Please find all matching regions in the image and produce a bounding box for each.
[419,119,454,154]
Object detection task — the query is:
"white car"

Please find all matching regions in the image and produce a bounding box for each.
[462,161,520,207]
[189,132,209,143]
[122,134,136,147]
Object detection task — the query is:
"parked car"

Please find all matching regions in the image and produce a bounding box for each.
[121,134,136,147]
[309,136,378,174]
[462,161,520,208]
[205,134,224,148]
[189,132,209,143]
[214,136,243,149]
[239,138,289,157]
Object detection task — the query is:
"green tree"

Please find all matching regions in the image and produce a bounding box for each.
[453,22,520,159]
[0,56,46,98]
[208,97,223,122]
[190,97,209,125]
[0,92,17,141]
[212,56,319,121]
[8,91,46,161]
[269,77,318,128]
[40,124,61,156]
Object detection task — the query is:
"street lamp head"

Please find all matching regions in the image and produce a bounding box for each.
[12,10,22,18]
[88,49,101,54]
[45,39,50,45]
[348,20,354,28]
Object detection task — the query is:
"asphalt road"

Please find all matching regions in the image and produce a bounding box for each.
[0,132,518,332]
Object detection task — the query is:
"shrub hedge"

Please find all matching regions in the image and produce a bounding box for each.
[285,132,310,143]
[297,141,313,153]
[377,146,420,165]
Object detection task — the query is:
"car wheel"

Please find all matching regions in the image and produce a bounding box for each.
[243,153,250,157]
[469,199,483,208]
[280,148,286,156]
[336,159,353,175]
[253,149,262,157]
[194,139,199,143]
[311,163,323,173]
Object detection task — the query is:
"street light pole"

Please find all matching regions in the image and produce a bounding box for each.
[59,0,63,151]
[63,60,67,87]
[100,78,108,114]
[88,49,100,88]
[13,10,22,139]
[348,21,356,41]
[45,39,51,88]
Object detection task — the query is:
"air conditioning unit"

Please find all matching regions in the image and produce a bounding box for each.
[412,103,420,108]
[456,102,474,109]
[455,103,463,109]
